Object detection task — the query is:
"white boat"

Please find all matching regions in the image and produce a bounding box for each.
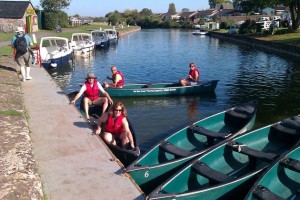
[104,29,118,44]
[70,33,95,57]
[39,36,73,68]
[91,30,109,48]
[192,30,208,35]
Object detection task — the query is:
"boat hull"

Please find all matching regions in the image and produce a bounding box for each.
[148,115,300,199]
[126,101,258,194]
[105,80,219,97]
[245,145,300,200]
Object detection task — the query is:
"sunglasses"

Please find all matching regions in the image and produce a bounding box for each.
[88,77,95,79]
[114,109,122,112]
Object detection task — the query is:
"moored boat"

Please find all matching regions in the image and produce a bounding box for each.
[126,100,258,194]
[39,36,73,68]
[148,115,300,199]
[70,33,95,57]
[245,145,300,200]
[105,80,219,97]
[91,29,109,48]
[104,28,118,44]
[192,30,208,35]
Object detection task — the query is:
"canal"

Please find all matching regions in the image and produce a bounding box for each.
[46,29,300,153]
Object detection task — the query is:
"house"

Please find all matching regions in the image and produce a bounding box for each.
[0,0,38,33]
[161,12,181,20]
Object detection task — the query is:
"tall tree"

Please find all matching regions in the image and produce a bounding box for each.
[168,3,176,13]
[40,0,70,11]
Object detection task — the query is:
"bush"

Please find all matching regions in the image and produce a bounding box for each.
[220,21,228,29]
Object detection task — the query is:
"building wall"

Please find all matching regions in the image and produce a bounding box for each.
[0,3,38,33]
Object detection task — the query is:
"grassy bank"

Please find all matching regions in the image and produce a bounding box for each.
[0,24,139,57]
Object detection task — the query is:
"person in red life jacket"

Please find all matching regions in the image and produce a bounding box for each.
[95,101,135,149]
[179,62,200,86]
[104,66,124,88]
[70,73,113,121]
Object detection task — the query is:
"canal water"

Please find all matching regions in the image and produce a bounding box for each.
[46,29,300,153]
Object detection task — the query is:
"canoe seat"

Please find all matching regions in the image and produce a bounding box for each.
[270,116,300,142]
[159,142,192,158]
[143,83,152,88]
[224,101,257,129]
[191,161,235,183]
[280,157,300,173]
[188,125,231,140]
[252,185,284,200]
[226,141,278,162]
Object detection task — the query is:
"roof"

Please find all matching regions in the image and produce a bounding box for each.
[0,1,33,19]
[215,3,234,10]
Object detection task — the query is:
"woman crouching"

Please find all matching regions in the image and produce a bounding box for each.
[95,101,135,149]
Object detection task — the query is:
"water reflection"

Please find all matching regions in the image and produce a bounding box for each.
[45,29,300,153]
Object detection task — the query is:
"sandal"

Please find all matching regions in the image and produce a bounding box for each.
[86,118,90,123]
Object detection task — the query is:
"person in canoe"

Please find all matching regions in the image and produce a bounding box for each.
[104,65,124,88]
[70,73,113,121]
[179,62,200,86]
[95,101,135,149]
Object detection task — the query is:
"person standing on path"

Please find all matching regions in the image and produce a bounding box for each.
[11,27,33,82]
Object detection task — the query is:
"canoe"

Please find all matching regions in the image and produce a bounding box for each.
[79,101,140,167]
[148,115,300,200]
[126,100,258,194]
[104,80,219,97]
[99,117,140,167]
[245,145,300,200]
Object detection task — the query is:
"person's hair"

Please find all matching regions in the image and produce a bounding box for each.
[189,63,195,67]
[108,101,127,116]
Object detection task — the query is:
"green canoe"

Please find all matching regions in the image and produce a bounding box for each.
[148,115,300,200]
[245,145,300,200]
[104,80,219,97]
[126,101,258,194]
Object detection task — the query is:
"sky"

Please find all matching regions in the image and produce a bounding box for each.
[26,0,210,17]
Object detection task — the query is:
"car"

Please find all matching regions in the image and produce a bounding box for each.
[270,16,281,21]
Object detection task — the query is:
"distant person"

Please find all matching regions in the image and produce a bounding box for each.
[70,73,113,121]
[11,26,33,82]
[104,66,124,88]
[179,62,200,86]
[95,101,135,149]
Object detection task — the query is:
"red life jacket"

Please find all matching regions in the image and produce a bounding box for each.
[189,68,200,82]
[112,71,124,87]
[84,79,99,101]
[105,115,125,138]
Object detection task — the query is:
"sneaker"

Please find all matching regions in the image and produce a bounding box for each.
[21,78,26,82]
[26,76,32,80]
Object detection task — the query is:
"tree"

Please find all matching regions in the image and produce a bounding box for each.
[208,0,233,9]
[181,8,190,12]
[139,8,153,16]
[168,3,176,13]
[41,0,70,11]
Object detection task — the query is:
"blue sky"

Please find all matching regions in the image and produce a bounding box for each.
[27,0,210,17]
